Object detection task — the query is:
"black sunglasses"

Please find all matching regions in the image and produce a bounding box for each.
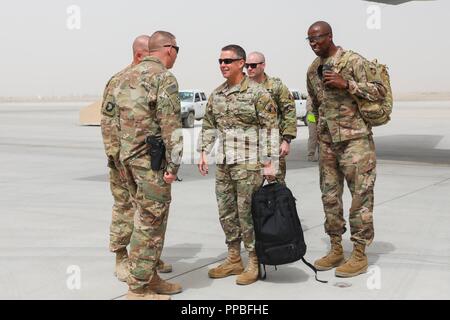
[163,44,180,54]
[245,62,264,69]
[218,58,242,65]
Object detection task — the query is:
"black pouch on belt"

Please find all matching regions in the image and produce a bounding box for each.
[145,136,166,171]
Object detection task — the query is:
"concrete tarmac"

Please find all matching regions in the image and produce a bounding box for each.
[0,101,449,300]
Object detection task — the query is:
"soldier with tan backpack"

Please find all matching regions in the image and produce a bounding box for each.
[336,50,393,127]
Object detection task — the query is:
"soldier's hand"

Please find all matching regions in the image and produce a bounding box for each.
[323,71,348,90]
[263,162,276,180]
[164,172,177,184]
[198,152,209,176]
[280,140,290,157]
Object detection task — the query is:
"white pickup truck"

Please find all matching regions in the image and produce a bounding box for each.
[290,89,308,126]
[179,90,208,128]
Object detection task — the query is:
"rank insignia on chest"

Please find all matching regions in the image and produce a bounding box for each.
[266,103,276,113]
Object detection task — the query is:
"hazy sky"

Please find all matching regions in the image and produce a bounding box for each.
[1,0,449,97]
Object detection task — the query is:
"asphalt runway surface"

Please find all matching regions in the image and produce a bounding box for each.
[0,100,449,299]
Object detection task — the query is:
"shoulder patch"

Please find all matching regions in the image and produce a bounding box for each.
[166,83,178,95]
[102,101,116,117]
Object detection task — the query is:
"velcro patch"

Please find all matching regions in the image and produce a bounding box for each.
[265,103,277,114]
[103,102,116,116]
[166,83,178,95]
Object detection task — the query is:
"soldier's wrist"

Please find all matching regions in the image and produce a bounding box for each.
[166,163,179,176]
[282,135,293,144]
[347,80,357,94]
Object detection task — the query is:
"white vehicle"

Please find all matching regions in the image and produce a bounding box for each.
[290,89,308,126]
[179,90,208,128]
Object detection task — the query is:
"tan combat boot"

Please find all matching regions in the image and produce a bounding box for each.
[314,235,345,271]
[148,272,182,295]
[114,248,129,282]
[208,242,244,279]
[126,286,171,300]
[236,251,259,285]
[157,259,173,273]
[335,243,368,278]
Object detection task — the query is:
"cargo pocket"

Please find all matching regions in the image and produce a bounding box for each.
[354,149,376,197]
[132,159,171,203]
[138,201,169,227]
[141,177,171,203]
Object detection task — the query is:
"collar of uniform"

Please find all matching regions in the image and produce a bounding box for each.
[239,75,250,93]
[261,73,271,89]
[321,46,345,66]
[141,56,164,66]
[218,74,249,95]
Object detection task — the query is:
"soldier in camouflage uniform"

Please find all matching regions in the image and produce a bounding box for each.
[306,21,386,278]
[197,45,278,286]
[246,51,297,184]
[101,35,172,284]
[306,96,318,161]
[112,31,183,300]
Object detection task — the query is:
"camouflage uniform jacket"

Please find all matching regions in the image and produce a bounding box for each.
[306,47,385,143]
[262,73,297,139]
[114,56,183,175]
[100,65,130,167]
[198,75,278,166]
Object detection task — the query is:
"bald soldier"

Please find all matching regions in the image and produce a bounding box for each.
[198,45,278,286]
[113,31,183,300]
[100,35,172,283]
[246,52,297,183]
[306,21,386,277]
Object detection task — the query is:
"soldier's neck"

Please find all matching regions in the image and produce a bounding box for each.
[227,72,245,86]
[324,44,339,59]
[252,73,266,84]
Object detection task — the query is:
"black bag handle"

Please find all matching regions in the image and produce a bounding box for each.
[260,176,278,189]
[301,257,328,284]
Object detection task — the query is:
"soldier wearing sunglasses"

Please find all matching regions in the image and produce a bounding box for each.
[117,31,184,300]
[197,44,278,286]
[246,51,297,184]
[100,35,173,287]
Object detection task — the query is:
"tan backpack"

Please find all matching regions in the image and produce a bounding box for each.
[338,51,393,127]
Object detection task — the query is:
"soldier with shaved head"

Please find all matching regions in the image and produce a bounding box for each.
[109,31,183,300]
[306,21,386,278]
[246,51,297,183]
[100,34,172,285]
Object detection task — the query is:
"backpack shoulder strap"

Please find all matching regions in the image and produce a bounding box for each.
[301,257,328,284]
[335,50,357,74]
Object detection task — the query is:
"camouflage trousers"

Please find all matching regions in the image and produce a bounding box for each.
[123,160,171,291]
[319,135,376,246]
[275,155,286,184]
[307,121,318,158]
[216,164,263,252]
[108,162,135,253]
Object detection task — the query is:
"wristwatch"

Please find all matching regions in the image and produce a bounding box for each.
[282,136,292,144]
